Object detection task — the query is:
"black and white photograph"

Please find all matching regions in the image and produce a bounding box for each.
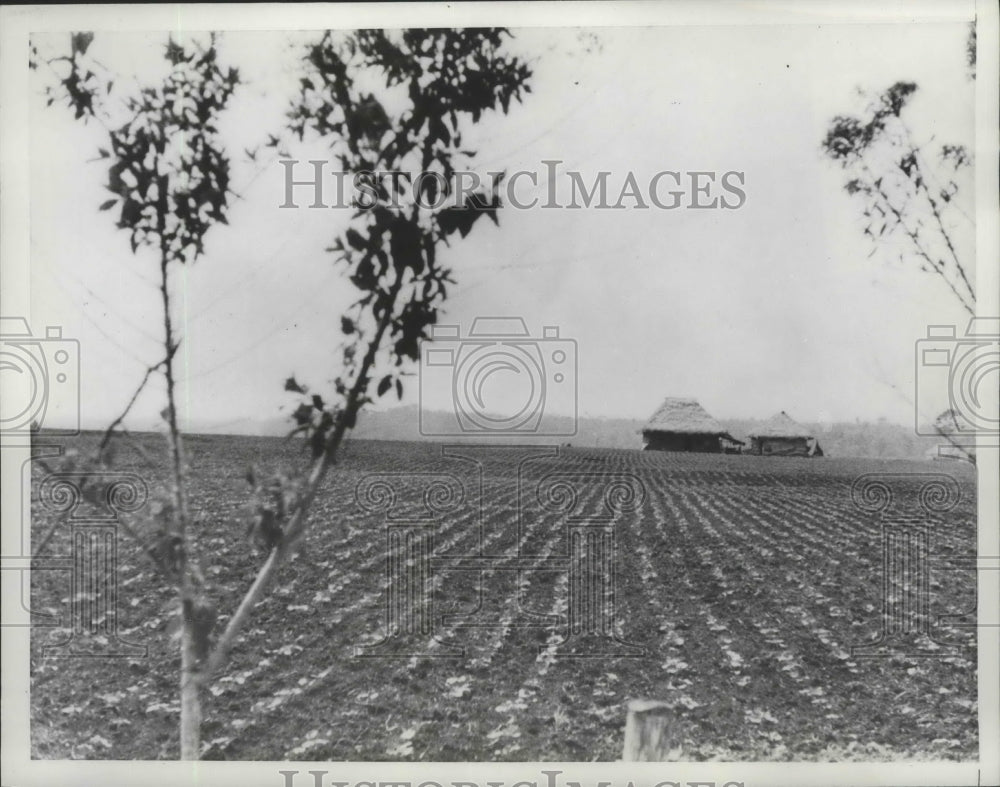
[1,2,998,785]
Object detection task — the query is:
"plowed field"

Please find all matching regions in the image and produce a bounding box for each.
[29,435,978,760]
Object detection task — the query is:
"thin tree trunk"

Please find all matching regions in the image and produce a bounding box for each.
[180,631,202,760]
[154,236,201,761]
[162,235,401,755]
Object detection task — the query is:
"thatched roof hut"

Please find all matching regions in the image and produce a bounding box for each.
[641,397,742,453]
[747,411,822,457]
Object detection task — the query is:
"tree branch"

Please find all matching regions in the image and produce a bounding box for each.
[858,158,975,314]
[97,357,168,457]
[204,273,404,677]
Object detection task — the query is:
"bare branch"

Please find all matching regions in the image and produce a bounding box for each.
[97,358,167,457]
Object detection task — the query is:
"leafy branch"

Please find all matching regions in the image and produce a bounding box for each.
[206,26,532,681]
[822,81,975,314]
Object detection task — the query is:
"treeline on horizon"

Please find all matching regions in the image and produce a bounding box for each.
[61,408,950,460]
[347,407,946,460]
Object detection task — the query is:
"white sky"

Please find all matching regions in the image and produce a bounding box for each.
[27,19,978,433]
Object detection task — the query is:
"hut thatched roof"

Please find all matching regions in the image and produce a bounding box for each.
[749,411,812,439]
[643,397,729,435]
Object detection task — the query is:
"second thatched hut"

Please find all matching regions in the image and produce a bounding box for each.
[747,411,823,457]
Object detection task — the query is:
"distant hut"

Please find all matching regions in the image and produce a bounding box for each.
[641,397,743,453]
[747,411,822,457]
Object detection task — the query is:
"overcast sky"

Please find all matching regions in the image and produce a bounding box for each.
[27,17,977,434]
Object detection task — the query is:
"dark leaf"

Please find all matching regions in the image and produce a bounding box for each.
[71,32,95,57]
[292,402,313,426]
[345,228,367,251]
[389,217,423,273]
[120,198,142,227]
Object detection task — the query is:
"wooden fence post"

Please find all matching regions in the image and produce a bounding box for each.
[622,699,679,760]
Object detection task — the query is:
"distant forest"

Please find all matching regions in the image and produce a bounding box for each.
[334,406,949,461]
